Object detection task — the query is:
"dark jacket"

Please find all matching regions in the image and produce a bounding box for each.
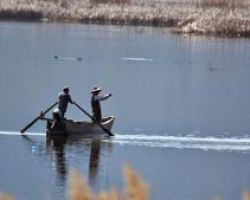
[91,94,109,122]
[91,96,101,122]
[58,92,72,114]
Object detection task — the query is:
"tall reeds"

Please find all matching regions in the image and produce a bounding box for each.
[0,0,250,36]
[198,0,247,8]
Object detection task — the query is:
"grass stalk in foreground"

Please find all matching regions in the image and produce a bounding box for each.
[0,193,14,200]
[67,165,148,200]
[1,165,250,200]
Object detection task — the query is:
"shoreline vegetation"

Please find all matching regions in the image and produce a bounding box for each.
[0,0,250,37]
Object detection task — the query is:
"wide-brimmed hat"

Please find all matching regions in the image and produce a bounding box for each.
[91,86,102,93]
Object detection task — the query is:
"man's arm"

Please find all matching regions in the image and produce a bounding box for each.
[94,93,112,101]
[68,94,73,104]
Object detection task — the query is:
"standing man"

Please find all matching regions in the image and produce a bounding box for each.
[58,86,73,118]
[91,86,112,122]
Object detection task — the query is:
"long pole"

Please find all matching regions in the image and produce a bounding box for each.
[20,102,58,134]
[73,102,114,136]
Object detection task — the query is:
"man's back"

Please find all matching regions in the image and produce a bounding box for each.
[58,91,72,113]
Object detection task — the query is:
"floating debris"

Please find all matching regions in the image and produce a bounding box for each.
[54,55,82,61]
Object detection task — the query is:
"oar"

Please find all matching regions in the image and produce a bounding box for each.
[73,102,114,136]
[20,102,58,134]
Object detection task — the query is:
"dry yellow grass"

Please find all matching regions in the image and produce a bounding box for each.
[0,193,14,200]
[243,191,250,200]
[68,165,148,200]
[124,165,148,200]
[214,196,223,200]
[1,165,250,200]
[0,0,250,36]
[67,170,93,200]
[198,0,247,8]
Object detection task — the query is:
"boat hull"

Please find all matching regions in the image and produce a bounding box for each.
[46,116,115,137]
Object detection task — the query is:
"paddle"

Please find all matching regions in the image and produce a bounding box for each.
[20,102,58,134]
[73,102,114,137]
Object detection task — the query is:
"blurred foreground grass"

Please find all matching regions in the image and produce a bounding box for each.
[0,165,250,200]
[68,165,148,200]
[0,165,148,200]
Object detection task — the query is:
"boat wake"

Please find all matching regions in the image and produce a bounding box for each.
[109,134,250,152]
[1,131,250,152]
[121,57,153,62]
[0,131,45,136]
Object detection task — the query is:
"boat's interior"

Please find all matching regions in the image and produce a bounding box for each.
[68,116,114,124]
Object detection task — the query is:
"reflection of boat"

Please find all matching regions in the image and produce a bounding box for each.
[46,136,68,186]
[46,116,115,137]
[22,134,113,190]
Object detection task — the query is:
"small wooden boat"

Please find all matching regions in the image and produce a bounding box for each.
[46,116,115,137]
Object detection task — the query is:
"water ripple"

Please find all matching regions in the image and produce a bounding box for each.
[109,134,250,152]
[1,131,250,152]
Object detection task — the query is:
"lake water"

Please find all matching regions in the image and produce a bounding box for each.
[1,22,250,200]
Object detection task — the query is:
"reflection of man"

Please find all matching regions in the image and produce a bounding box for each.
[46,137,67,187]
[58,86,73,118]
[89,139,101,185]
[91,86,112,122]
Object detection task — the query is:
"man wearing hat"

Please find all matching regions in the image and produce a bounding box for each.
[57,86,73,118]
[91,86,112,122]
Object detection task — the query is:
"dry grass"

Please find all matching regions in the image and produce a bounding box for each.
[1,165,250,200]
[198,0,247,8]
[0,193,14,200]
[89,0,131,5]
[243,192,250,200]
[67,170,93,200]
[0,0,250,36]
[124,165,148,200]
[68,165,148,200]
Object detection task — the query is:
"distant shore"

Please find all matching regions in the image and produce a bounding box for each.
[1,0,250,37]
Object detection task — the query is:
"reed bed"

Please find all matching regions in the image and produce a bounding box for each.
[0,0,250,36]
[198,0,247,8]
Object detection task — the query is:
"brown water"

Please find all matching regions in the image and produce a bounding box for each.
[1,22,250,200]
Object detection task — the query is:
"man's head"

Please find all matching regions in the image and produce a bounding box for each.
[63,86,69,94]
[91,86,102,95]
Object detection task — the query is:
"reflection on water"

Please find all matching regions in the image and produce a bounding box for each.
[46,136,68,186]
[21,134,113,189]
[1,132,250,200]
[28,136,112,188]
[89,139,101,185]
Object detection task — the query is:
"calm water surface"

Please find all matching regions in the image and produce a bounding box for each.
[1,22,250,200]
